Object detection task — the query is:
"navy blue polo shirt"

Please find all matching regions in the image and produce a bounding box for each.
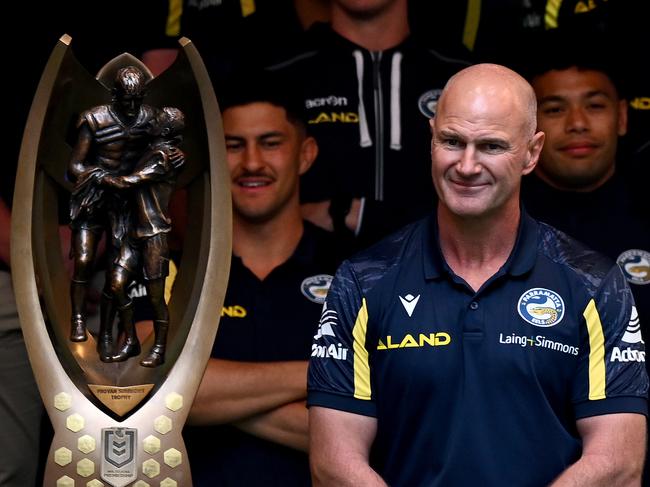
[308,212,648,486]
[184,222,344,487]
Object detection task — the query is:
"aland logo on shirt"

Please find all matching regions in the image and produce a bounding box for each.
[517,288,565,327]
[617,249,650,285]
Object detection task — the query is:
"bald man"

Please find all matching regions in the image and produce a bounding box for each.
[307,64,648,486]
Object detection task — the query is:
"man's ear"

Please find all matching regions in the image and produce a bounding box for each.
[429,118,438,151]
[523,131,545,175]
[298,136,318,175]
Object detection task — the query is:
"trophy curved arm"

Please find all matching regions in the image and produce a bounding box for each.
[12,33,87,421]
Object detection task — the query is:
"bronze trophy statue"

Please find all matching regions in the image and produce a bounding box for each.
[12,35,231,486]
[97,105,186,367]
[68,68,186,367]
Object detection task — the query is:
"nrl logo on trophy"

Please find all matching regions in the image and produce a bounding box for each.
[12,34,231,486]
[102,428,137,486]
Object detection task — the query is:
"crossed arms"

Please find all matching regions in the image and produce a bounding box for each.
[309,407,646,486]
[188,358,309,451]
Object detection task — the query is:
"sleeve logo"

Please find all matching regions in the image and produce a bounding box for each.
[622,306,644,344]
[611,306,645,363]
[417,89,442,118]
[617,249,650,285]
[313,302,338,340]
[301,274,334,304]
[312,302,349,360]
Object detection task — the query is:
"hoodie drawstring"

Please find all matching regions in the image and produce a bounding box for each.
[353,50,373,148]
[390,52,403,150]
[353,50,403,150]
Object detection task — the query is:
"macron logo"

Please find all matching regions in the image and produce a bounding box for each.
[399,294,420,317]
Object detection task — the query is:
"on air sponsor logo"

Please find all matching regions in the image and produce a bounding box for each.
[128,282,147,299]
[311,342,349,360]
[377,332,451,350]
[312,303,349,360]
[305,96,348,109]
[498,333,579,356]
[617,249,650,285]
[517,288,565,327]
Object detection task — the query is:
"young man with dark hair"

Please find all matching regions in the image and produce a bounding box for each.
[521,46,650,366]
[183,74,346,486]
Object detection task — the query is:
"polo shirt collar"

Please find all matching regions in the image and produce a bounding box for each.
[423,209,538,280]
[508,210,538,276]
[231,222,317,279]
[422,214,445,280]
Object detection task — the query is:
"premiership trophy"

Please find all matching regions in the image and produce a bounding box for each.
[12,35,231,486]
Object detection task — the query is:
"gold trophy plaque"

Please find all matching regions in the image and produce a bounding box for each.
[12,35,231,486]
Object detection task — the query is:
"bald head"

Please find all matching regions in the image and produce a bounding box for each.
[430,63,545,222]
[438,64,538,137]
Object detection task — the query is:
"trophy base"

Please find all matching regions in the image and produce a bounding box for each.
[45,388,191,487]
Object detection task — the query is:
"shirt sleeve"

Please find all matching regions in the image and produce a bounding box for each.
[307,260,377,417]
[573,264,649,419]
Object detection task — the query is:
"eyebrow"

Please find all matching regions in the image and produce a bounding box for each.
[585,90,614,100]
[436,130,509,148]
[224,131,285,141]
[476,137,509,146]
[538,90,613,104]
[224,134,244,142]
[437,129,462,139]
[258,131,285,140]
